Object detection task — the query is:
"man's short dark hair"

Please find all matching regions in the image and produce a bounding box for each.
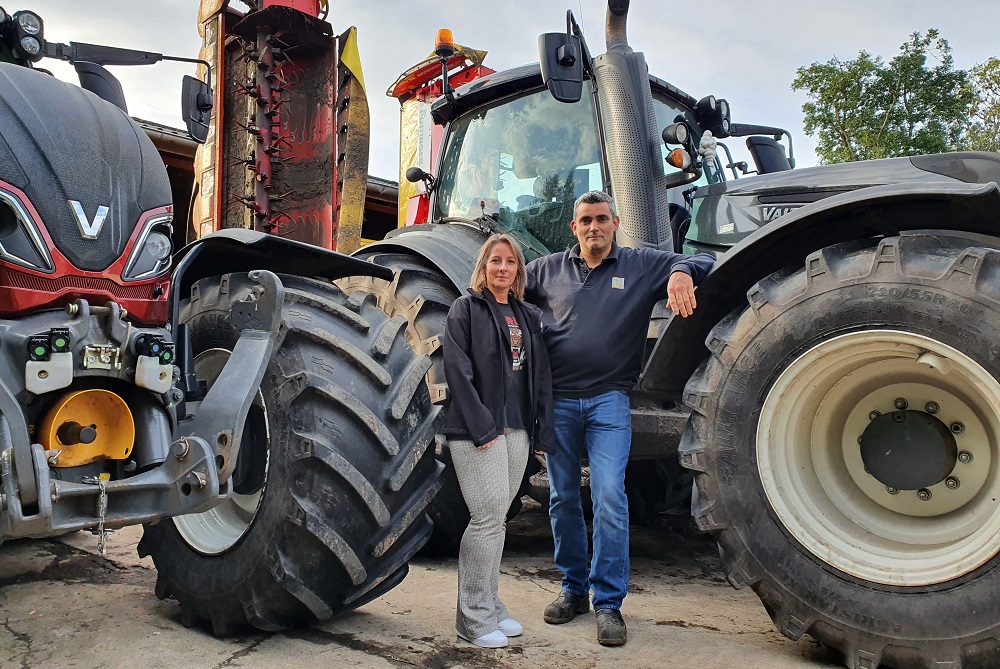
[573,190,618,220]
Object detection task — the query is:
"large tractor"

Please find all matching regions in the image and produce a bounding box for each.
[0,5,442,634]
[345,2,1000,667]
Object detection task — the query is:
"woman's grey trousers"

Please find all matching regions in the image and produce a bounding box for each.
[449,428,530,640]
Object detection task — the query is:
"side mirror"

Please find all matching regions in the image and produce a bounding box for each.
[405,166,436,191]
[181,74,213,144]
[538,32,583,104]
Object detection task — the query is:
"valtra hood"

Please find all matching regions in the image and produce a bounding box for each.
[689,152,1000,249]
[0,62,171,272]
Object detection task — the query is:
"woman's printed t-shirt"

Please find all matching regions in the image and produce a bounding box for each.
[498,302,528,429]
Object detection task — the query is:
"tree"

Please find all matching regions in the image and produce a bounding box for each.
[792,30,975,164]
[965,57,1000,152]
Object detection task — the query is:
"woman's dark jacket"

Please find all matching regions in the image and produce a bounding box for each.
[441,289,556,453]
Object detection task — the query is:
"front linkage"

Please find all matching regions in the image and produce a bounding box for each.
[0,270,284,549]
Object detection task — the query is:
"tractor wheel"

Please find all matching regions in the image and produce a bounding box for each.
[340,252,470,555]
[679,234,1000,669]
[137,273,443,633]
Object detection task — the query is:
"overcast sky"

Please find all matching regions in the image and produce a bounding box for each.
[25,0,1000,180]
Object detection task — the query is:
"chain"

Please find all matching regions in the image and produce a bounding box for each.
[82,476,111,556]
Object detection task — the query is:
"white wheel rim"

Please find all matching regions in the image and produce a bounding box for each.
[173,348,269,555]
[757,330,1000,586]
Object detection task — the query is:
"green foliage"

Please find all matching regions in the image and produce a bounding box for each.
[965,57,1000,152]
[792,30,976,164]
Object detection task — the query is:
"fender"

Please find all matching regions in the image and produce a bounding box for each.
[640,181,1000,395]
[170,228,394,324]
[353,222,488,296]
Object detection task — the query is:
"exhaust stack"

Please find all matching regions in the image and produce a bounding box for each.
[593,0,672,250]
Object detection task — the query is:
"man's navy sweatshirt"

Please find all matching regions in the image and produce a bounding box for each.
[525,242,714,399]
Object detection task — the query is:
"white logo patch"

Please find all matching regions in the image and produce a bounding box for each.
[68,200,110,239]
[611,276,625,289]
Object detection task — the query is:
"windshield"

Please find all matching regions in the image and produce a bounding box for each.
[434,84,715,256]
[434,88,602,257]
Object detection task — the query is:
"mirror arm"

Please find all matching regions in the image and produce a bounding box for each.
[567,11,595,75]
[162,55,213,109]
[44,42,214,109]
[780,130,795,168]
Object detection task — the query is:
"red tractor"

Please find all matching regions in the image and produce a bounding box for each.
[0,4,442,633]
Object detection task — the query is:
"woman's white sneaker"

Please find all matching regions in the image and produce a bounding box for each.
[498,618,523,637]
[458,629,509,648]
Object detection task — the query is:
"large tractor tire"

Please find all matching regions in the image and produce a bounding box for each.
[137,273,443,633]
[340,252,469,554]
[679,234,1000,669]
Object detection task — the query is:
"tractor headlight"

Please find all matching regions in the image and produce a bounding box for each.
[18,35,41,56]
[12,10,44,62]
[0,8,9,25]
[145,231,171,261]
[123,215,173,281]
[16,11,40,35]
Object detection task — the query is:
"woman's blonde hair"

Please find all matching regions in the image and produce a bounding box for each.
[470,234,527,300]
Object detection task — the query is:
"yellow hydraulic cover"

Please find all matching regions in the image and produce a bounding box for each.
[334,26,370,255]
[39,390,135,467]
[339,26,366,94]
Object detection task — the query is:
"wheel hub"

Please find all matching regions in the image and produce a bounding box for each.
[860,410,957,490]
[757,330,1000,586]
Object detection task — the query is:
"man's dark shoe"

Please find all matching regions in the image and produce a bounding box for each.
[596,608,627,646]
[543,591,590,624]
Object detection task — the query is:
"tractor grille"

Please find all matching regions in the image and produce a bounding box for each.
[2,267,156,300]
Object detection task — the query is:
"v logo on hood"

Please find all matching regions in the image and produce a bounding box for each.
[68,200,110,239]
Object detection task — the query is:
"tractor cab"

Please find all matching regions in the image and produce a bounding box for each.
[413,64,726,258]
[395,21,794,258]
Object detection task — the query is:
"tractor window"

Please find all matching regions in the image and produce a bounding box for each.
[435,88,602,258]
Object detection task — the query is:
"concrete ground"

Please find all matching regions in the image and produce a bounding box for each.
[0,501,842,669]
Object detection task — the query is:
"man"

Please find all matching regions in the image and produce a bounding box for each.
[525,191,714,647]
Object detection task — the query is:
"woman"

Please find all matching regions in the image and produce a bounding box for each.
[442,233,555,648]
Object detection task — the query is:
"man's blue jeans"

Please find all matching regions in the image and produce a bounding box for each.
[547,390,631,610]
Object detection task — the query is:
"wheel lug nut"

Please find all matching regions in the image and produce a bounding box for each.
[894,397,908,410]
[958,451,974,463]
[925,401,940,414]
[917,488,932,501]
[868,410,881,421]
[886,486,899,495]
[951,422,965,434]
[945,477,960,490]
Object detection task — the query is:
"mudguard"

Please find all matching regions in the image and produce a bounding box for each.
[352,223,488,296]
[640,181,1000,395]
[170,228,394,324]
